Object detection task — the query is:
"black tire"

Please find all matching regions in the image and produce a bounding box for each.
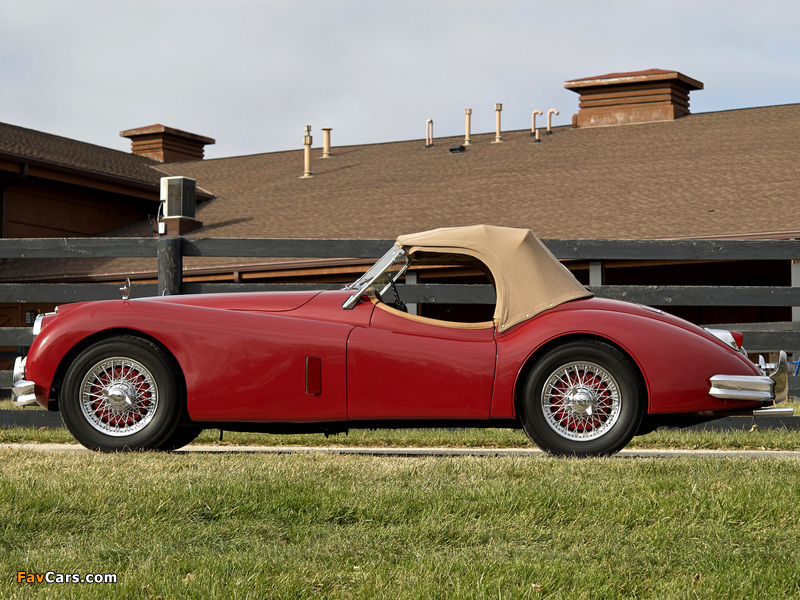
[156,425,204,451]
[59,335,183,452]
[520,340,645,457]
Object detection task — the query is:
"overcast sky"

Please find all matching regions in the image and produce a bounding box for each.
[2,1,798,159]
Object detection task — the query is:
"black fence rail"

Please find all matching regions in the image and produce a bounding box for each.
[1,236,799,391]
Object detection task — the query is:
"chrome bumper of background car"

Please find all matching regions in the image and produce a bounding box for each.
[10,356,37,407]
[751,406,795,417]
[709,350,788,403]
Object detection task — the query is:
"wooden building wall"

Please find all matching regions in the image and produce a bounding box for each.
[4,179,156,238]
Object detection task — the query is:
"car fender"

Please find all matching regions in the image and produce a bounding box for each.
[25,296,372,422]
[490,300,761,419]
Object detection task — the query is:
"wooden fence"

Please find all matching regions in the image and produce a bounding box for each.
[1,236,799,391]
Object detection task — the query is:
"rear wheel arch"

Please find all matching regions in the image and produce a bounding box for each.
[513,334,649,420]
[518,338,647,456]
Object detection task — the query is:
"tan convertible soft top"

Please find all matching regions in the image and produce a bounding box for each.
[396,224,592,330]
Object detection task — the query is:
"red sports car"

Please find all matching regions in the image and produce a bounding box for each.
[11,225,789,456]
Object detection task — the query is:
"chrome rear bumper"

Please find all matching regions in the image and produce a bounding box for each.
[709,351,789,403]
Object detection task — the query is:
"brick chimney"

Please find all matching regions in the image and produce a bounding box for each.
[564,69,703,128]
[120,124,215,162]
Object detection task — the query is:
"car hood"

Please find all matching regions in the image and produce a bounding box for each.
[135,290,324,313]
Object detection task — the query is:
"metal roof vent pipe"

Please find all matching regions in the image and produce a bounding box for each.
[301,126,313,178]
[547,109,559,135]
[321,127,332,158]
[531,110,543,142]
[493,104,503,143]
[464,109,472,145]
[425,119,434,148]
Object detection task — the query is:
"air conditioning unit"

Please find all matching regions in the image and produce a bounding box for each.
[160,176,197,218]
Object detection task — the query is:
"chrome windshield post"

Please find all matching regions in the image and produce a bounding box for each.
[342,245,409,309]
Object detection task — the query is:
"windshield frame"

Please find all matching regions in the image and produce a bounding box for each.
[342,244,411,309]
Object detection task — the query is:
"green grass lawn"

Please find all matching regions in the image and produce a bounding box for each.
[3,410,800,598]
[3,423,800,452]
[2,450,799,599]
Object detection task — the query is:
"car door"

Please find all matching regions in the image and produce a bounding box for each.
[346,303,497,420]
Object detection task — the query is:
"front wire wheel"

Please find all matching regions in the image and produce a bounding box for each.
[521,340,645,457]
[79,356,159,437]
[60,336,184,452]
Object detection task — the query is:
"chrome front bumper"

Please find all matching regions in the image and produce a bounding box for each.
[11,356,37,407]
[709,350,789,403]
[9,313,51,407]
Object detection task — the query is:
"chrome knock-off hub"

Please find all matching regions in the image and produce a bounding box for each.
[103,383,136,411]
[541,361,622,441]
[566,387,595,417]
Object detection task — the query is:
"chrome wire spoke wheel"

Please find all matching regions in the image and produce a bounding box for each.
[79,356,159,437]
[540,361,622,441]
[523,341,644,456]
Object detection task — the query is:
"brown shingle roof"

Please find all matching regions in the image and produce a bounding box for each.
[155,103,800,241]
[2,103,800,281]
[0,121,161,184]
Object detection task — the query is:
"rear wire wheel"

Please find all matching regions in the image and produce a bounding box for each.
[60,335,183,452]
[521,340,645,457]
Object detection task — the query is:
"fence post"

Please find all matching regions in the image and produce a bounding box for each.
[405,270,418,315]
[792,260,800,323]
[589,261,603,287]
[158,237,183,296]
